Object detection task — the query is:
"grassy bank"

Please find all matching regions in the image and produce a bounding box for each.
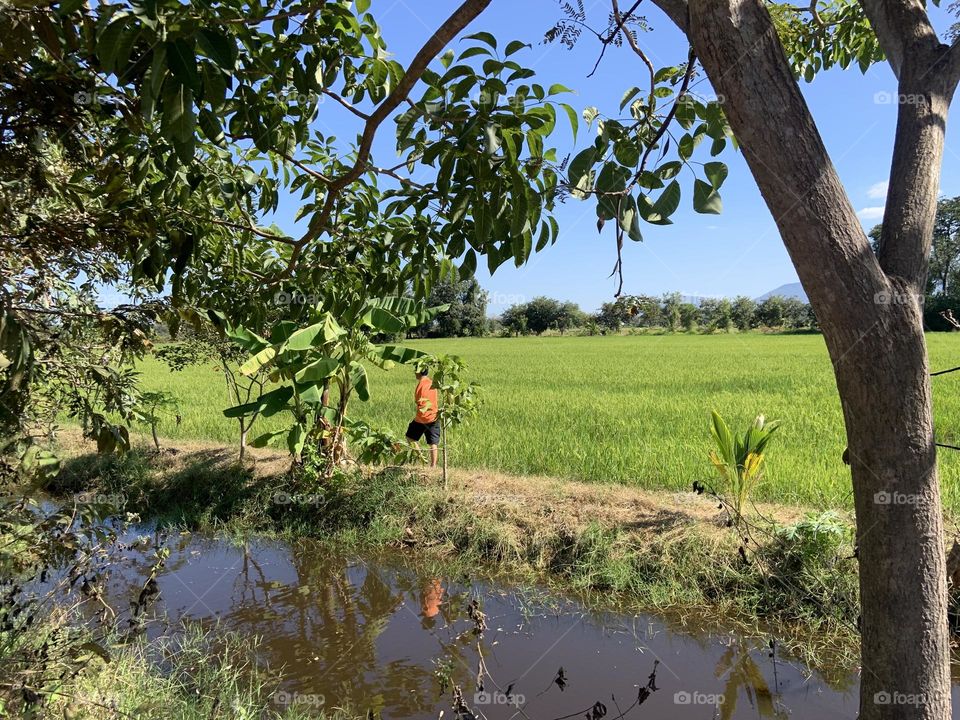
[49,431,863,678]
[48,626,358,720]
[132,333,960,510]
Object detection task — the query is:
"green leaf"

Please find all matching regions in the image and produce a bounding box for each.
[198,109,224,144]
[97,18,128,73]
[363,307,405,333]
[567,146,597,191]
[356,0,371,13]
[559,102,578,142]
[165,39,200,92]
[224,325,268,352]
[78,641,111,663]
[548,83,572,95]
[460,248,477,276]
[505,40,530,56]
[620,86,642,111]
[350,362,370,402]
[377,345,430,364]
[458,46,491,60]
[703,161,728,189]
[285,315,344,350]
[238,346,277,376]
[650,180,681,222]
[619,195,643,242]
[197,29,236,70]
[439,49,454,69]
[224,386,293,418]
[287,424,307,456]
[693,179,723,214]
[160,81,195,162]
[295,357,339,382]
[250,430,286,448]
[464,31,497,49]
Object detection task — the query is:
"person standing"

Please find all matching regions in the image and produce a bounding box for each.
[406,366,439,467]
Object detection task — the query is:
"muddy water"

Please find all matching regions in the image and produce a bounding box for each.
[107,531,866,719]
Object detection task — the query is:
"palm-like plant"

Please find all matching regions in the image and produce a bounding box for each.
[709,411,780,531]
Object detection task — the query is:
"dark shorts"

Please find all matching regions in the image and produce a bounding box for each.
[406,420,439,445]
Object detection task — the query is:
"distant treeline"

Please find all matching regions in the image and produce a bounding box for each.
[408,279,820,337]
[496,293,818,336]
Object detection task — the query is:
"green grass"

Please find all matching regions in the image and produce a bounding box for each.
[131,333,960,510]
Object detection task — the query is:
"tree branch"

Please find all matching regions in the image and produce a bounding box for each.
[288,0,493,273]
[320,88,370,120]
[857,0,942,80]
[650,0,688,33]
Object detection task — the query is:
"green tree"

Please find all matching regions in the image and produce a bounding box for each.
[698,297,732,332]
[755,296,786,329]
[678,302,698,332]
[524,296,562,334]
[730,296,757,331]
[595,297,634,331]
[556,301,586,334]
[415,277,489,338]
[500,304,529,336]
[661,292,683,331]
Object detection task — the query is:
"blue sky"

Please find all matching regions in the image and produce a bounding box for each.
[120,1,960,315]
[265,0,960,314]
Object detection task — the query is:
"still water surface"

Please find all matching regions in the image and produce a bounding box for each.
[106,531,867,719]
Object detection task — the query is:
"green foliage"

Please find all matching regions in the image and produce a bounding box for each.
[222,296,441,469]
[709,411,781,530]
[768,1,884,81]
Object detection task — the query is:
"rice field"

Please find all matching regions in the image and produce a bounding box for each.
[129,333,960,510]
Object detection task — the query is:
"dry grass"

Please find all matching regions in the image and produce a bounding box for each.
[53,428,818,543]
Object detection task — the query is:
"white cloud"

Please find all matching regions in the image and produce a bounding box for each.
[867,181,888,199]
[857,206,885,221]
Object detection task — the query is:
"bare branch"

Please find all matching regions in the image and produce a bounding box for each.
[321,88,370,120]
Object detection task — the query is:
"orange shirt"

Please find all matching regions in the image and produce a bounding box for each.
[414,376,439,423]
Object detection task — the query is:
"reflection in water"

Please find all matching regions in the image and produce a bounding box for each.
[103,532,867,719]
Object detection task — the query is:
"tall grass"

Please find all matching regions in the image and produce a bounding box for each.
[129,333,960,510]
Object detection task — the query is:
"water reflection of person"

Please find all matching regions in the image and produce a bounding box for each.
[419,578,444,628]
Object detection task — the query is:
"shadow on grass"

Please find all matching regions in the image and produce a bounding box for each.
[52,444,416,538]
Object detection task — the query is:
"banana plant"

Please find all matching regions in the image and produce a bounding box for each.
[219,296,446,472]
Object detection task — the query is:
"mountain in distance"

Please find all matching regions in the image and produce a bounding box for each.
[755,282,808,302]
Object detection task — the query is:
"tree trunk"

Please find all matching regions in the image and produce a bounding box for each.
[676,0,957,716]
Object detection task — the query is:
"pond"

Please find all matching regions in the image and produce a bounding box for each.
[88,529,877,719]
